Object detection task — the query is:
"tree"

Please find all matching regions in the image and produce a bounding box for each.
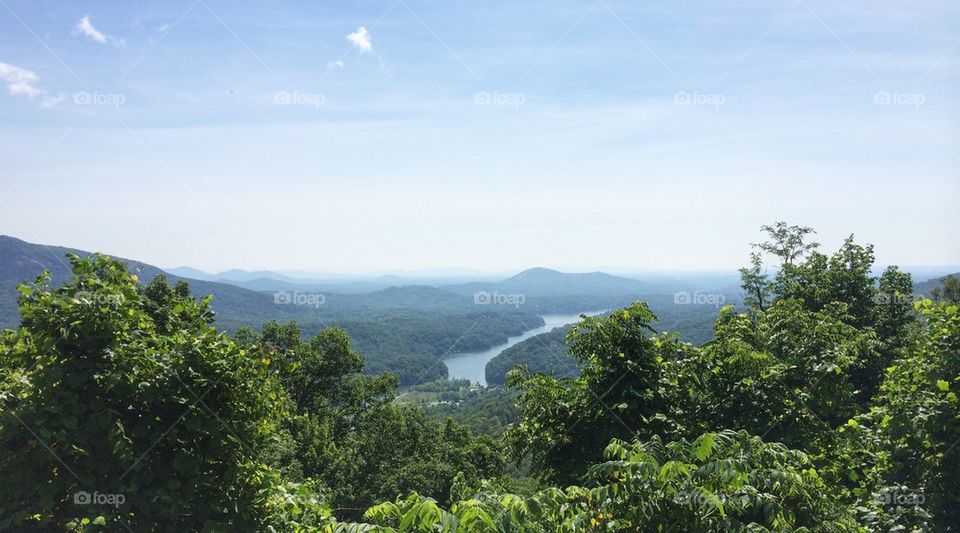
[323,405,503,519]
[695,300,872,466]
[864,299,960,529]
[505,303,694,484]
[238,322,502,520]
[754,222,819,267]
[341,430,860,532]
[739,251,773,312]
[931,275,960,304]
[741,226,917,404]
[0,255,296,530]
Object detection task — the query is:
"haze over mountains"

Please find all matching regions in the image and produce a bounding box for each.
[0,234,742,383]
[3,233,958,385]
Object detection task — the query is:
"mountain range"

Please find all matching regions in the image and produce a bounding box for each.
[1,234,729,321]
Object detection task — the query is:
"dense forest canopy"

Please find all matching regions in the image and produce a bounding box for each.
[1,224,958,531]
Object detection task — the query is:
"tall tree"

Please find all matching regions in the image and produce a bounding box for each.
[0,255,293,530]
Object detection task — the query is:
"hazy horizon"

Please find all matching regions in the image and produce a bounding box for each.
[4,233,960,279]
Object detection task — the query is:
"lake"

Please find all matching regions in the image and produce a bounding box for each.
[443,311,602,385]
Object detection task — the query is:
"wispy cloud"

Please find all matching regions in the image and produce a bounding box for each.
[327,59,345,70]
[0,62,63,106]
[74,15,125,46]
[346,26,372,53]
[0,62,43,97]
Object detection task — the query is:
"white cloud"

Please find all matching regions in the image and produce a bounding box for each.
[0,62,63,107]
[0,62,43,97]
[157,24,172,33]
[346,26,372,53]
[327,60,345,70]
[74,15,124,46]
[75,15,107,43]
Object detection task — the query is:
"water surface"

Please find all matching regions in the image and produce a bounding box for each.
[444,312,601,385]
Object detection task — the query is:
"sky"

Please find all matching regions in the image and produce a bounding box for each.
[1,0,958,273]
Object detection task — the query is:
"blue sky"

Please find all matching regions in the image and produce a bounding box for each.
[1,0,958,272]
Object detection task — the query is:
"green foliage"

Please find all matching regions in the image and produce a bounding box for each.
[407,378,473,394]
[336,430,860,532]
[236,324,502,521]
[362,354,448,387]
[754,222,820,267]
[3,225,958,531]
[420,386,519,438]
[696,299,872,452]
[322,406,504,520]
[862,300,960,530]
[505,302,694,484]
[485,325,578,386]
[739,251,773,313]
[931,274,960,304]
[0,255,294,530]
[741,226,920,404]
[340,312,543,386]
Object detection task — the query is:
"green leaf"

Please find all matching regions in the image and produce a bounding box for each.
[692,432,716,461]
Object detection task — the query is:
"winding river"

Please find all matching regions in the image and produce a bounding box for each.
[443,311,601,385]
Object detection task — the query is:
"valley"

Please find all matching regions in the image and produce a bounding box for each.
[0,234,745,385]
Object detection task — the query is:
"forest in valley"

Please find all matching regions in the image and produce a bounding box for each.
[1,223,958,531]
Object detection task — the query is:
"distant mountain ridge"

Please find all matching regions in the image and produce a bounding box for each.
[444,267,647,299]
[0,235,740,372]
[915,272,960,296]
[0,235,317,331]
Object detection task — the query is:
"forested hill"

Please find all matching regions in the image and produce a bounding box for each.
[0,236,544,384]
[915,272,960,296]
[485,324,577,385]
[1,235,741,384]
[0,235,312,330]
[444,267,648,307]
[449,267,647,295]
